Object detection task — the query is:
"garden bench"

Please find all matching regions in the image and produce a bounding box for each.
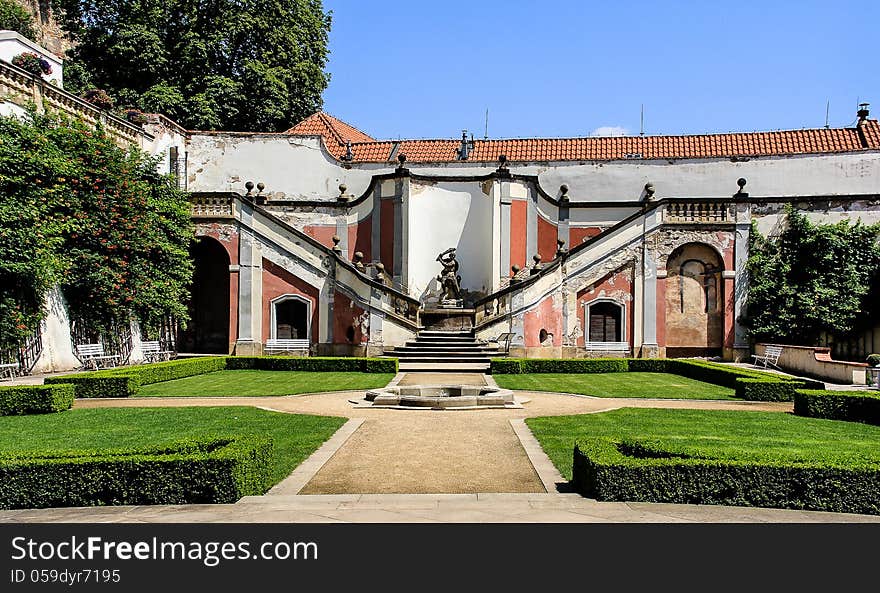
[585,341,630,352]
[752,345,783,369]
[76,343,120,370]
[0,362,18,381]
[140,341,174,363]
[264,338,310,356]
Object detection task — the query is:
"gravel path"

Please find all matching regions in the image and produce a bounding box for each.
[73,379,792,494]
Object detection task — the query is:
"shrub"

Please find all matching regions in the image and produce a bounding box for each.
[572,437,880,516]
[520,358,629,374]
[45,373,140,399]
[124,108,148,125]
[82,88,114,109]
[625,359,670,372]
[45,357,227,398]
[0,384,74,415]
[794,389,880,425]
[735,377,800,402]
[11,52,51,77]
[490,358,523,374]
[226,356,396,373]
[0,437,272,509]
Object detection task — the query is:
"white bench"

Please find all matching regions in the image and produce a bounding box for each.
[752,345,783,369]
[76,343,120,370]
[0,362,18,381]
[265,338,310,356]
[141,341,174,363]
[585,341,630,352]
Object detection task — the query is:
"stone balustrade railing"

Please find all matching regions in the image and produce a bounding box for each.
[664,201,732,223]
[0,60,148,147]
[191,195,234,218]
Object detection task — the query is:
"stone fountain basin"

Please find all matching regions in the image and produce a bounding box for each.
[364,385,517,409]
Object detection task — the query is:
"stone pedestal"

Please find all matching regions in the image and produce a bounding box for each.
[420,308,475,331]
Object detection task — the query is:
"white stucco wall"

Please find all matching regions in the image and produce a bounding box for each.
[0,31,63,86]
[406,180,495,299]
[185,132,880,206]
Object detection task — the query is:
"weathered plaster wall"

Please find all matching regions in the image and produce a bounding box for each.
[261,258,319,343]
[333,291,368,345]
[406,180,494,299]
[577,268,634,347]
[522,293,564,348]
[753,199,880,236]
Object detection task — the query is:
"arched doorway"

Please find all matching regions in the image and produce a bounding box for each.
[271,295,311,340]
[665,243,723,357]
[177,237,230,353]
[587,301,624,342]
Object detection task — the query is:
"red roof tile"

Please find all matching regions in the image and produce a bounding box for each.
[285,113,880,163]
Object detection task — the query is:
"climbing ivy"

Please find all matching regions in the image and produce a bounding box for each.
[0,109,194,351]
[743,205,880,345]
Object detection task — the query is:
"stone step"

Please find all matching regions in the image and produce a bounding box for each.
[398,345,494,352]
[387,355,492,363]
[417,331,475,338]
[398,361,490,372]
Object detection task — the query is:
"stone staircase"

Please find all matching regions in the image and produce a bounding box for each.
[383,329,503,372]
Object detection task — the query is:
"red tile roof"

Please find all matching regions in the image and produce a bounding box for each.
[286,112,880,163]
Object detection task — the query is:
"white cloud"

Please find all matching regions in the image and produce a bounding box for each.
[590,126,629,137]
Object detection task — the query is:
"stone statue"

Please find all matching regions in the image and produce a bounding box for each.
[436,247,461,302]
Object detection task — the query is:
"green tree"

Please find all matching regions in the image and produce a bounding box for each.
[0,109,194,351]
[53,0,331,131]
[743,206,880,345]
[0,0,36,40]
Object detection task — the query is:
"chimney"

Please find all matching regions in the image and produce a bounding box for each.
[857,103,870,124]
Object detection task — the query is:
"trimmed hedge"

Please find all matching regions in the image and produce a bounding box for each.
[490,357,809,401]
[226,356,398,373]
[0,436,272,509]
[573,437,880,515]
[0,384,75,416]
[44,373,140,399]
[46,356,395,399]
[794,389,880,425]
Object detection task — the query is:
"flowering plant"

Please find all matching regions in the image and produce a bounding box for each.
[82,89,115,110]
[11,52,52,77]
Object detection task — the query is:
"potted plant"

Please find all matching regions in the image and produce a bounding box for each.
[867,353,880,367]
[82,89,115,110]
[867,354,880,389]
[11,52,52,78]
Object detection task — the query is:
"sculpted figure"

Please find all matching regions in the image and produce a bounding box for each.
[436,247,461,301]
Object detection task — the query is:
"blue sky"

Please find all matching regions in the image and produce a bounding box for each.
[320,0,880,140]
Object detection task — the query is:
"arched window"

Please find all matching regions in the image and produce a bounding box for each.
[587,301,623,342]
[271,295,311,341]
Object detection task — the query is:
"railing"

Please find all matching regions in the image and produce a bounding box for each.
[475,292,512,326]
[191,195,234,218]
[664,201,732,223]
[0,60,147,147]
[0,327,43,375]
[70,318,134,366]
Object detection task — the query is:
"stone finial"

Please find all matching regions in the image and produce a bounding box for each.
[644,182,655,200]
[256,182,265,194]
[331,235,342,254]
[530,254,542,275]
[396,153,409,175]
[735,177,748,197]
[510,264,522,284]
[352,251,365,272]
[338,183,350,203]
[398,153,407,165]
[374,262,388,285]
[245,181,254,196]
[556,238,568,257]
[559,184,569,203]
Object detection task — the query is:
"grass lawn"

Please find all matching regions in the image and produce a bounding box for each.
[493,372,735,399]
[137,370,394,397]
[526,408,880,481]
[0,407,346,486]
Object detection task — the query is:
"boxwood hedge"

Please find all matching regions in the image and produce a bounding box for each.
[490,357,811,401]
[794,389,880,425]
[46,356,397,398]
[572,437,880,515]
[0,436,272,509]
[0,384,74,416]
[226,356,397,373]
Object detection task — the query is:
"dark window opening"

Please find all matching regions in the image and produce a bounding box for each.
[589,302,622,342]
[275,298,309,340]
